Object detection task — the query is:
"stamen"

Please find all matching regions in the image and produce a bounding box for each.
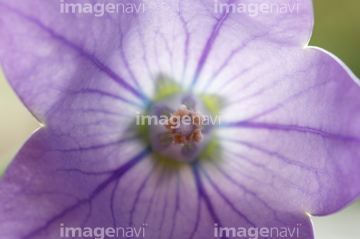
[164,105,204,145]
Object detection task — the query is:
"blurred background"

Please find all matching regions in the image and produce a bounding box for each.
[0,0,359,238]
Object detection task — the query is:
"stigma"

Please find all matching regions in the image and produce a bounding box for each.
[164,105,204,145]
[147,92,214,162]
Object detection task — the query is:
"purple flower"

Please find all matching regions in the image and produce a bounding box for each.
[1,0,360,238]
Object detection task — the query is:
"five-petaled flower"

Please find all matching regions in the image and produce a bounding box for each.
[0,0,360,239]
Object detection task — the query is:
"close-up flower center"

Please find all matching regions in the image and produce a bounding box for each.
[164,104,204,145]
[146,92,216,163]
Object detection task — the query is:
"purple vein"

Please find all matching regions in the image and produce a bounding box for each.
[220,137,322,174]
[1,3,149,103]
[169,172,180,239]
[192,165,227,239]
[189,9,231,89]
[23,147,150,239]
[128,163,158,227]
[200,167,257,228]
[223,122,360,143]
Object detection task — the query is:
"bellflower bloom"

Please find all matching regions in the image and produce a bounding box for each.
[0,0,360,238]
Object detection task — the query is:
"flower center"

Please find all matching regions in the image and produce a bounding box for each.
[147,93,214,162]
[164,105,204,145]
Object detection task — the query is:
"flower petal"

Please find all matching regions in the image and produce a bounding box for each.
[193,162,314,238]
[0,128,316,238]
[220,47,360,216]
[0,0,148,123]
[0,0,354,238]
[0,129,151,238]
[0,0,313,123]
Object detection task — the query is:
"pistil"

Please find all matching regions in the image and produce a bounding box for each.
[164,105,204,145]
